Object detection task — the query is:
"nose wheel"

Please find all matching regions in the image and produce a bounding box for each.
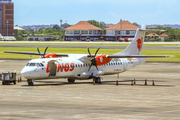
[27,79,34,86]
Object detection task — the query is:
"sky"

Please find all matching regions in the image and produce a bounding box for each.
[14,0,180,26]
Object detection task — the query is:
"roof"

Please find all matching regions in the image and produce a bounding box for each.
[64,21,102,31]
[14,26,24,30]
[146,33,159,37]
[105,21,138,30]
[159,33,169,37]
[107,24,113,28]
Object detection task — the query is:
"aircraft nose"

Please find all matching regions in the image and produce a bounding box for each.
[21,68,32,78]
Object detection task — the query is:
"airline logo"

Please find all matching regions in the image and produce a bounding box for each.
[46,63,74,73]
[136,37,143,52]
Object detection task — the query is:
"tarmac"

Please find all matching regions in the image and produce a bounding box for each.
[0,60,180,120]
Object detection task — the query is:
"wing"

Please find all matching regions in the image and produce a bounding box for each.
[4,51,69,57]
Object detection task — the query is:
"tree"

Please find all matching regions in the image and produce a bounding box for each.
[53,25,60,30]
[62,23,70,29]
[132,22,139,27]
[87,20,106,29]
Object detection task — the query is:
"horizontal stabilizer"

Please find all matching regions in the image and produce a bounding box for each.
[107,55,172,58]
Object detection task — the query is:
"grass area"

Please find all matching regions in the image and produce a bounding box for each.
[1,42,180,46]
[1,47,180,61]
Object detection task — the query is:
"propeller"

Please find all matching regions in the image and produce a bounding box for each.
[87,47,101,71]
[37,46,49,58]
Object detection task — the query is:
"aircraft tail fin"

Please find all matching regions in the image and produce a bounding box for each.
[114,25,165,56]
[114,25,146,56]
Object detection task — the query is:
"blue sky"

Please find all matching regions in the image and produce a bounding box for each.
[14,0,180,26]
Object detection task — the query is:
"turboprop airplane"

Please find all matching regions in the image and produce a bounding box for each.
[4,25,171,86]
[0,33,16,41]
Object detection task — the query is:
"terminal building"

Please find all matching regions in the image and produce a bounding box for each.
[105,21,138,41]
[64,21,102,41]
[0,0,17,36]
[64,21,138,41]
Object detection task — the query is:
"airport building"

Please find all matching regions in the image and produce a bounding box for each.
[64,21,102,41]
[64,21,138,41]
[0,0,17,36]
[105,21,138,41]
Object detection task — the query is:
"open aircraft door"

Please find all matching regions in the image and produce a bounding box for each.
[122,59,128,71]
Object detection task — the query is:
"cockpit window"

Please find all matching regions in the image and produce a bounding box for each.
[26,63,30,66]
[26,63,44,67]
[29,63,36,66]
[37,63,41,67]
[40,63,44,67]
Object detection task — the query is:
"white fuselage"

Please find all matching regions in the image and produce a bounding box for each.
[21,54,146,80]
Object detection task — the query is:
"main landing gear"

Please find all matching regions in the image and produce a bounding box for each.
[93,77,101,83]
[27,79,34,86]
[68,78,75,83]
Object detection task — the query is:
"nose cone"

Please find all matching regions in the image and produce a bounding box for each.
[21,67,32,79]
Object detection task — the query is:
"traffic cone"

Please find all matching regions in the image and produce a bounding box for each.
[93,81,95,85]
[116,80,118,85]
[145,79,147,85]
[152,80,155,86]
[131,80,133,86]
[134,79,136,85]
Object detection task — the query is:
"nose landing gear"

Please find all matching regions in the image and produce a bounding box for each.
[27,79,34,86]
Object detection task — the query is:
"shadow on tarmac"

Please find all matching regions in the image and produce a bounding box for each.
[20,79,175,87]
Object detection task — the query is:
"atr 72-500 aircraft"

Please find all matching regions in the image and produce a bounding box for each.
[4,25,171,86]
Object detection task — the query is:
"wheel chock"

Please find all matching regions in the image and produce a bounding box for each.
[116,80,118,85]
[152,80,155,86]
[145,79,147,85]
[131,80,133,86]
[134,79,136,85]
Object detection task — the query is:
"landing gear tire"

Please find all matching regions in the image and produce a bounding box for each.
[2,81,5,85]
[27,79,34,86]
[68,78,75,83]
[94,77,101,83]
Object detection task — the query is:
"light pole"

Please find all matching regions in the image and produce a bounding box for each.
[6,20,9,36]
[60,19,63,41]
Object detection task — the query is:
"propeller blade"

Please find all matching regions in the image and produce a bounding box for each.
[88,63,93,71]
[94,47,101,56]
[37,46,41,57]
[95,65,99,71]
[43,46,49,57]
[87,47,91,57]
